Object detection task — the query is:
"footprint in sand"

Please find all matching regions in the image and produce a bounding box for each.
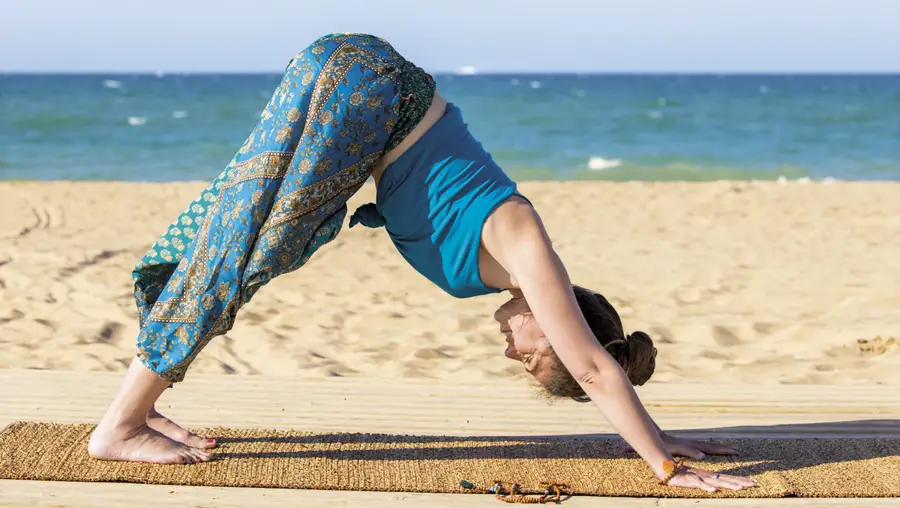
[218,360,237,374]
[95,321,123,344]
[712,325,743,347]
[487,364,524,378]
[457,316,478,332]
[648,326,675,344]
[75,321,123,346]
[701,350,733,361]
[753,322,776,335]
[5,201,48,239]
[826,336,899,358]
[673,287,702,305]
[34,318,57,331]
[58,249,125,278]
[414,347,457,360]
[327,364,360,377]
[477,332,501,346]
[371,342,400,362]
[0,309,25,325]
[402,365,437,378]
[854,336,898,356]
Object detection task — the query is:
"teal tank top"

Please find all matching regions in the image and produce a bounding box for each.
[349,103,523,299]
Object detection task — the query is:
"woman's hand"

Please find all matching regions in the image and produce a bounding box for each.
[665,465,757,493]
[626,433,741,459]
[481,203,755,494]
[639,435,756,492]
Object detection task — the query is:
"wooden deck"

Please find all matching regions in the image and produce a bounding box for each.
[1,369,897,507]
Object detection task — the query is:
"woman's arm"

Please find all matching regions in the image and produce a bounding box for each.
[482,199,673,478]
[483,199,755,492]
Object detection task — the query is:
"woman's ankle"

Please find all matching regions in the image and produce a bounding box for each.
[98,357,172,428]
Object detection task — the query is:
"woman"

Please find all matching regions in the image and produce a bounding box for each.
[89,34,755,493]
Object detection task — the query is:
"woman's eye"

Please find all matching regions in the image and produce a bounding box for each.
[522,354,534,370]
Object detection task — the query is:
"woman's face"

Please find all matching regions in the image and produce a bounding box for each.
[493,296,554,384]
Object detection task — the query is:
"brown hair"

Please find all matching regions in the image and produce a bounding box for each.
[543,286,657,403]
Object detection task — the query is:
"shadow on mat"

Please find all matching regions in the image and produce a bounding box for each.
[210,419,900,477]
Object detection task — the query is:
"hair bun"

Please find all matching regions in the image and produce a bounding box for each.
[622,331,657,386]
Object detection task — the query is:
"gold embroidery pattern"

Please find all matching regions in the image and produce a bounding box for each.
[134,34,409,382]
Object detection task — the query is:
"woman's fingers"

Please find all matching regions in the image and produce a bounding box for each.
[716,472,758,488]
[670,442,706,459]
[668,468,758,493]
[670,473,718,492]
[620,440,758,493]
[709,476,746,491]
[623,439,717,459]
[693,469,757,490]
[671,437,740,456]
[696,440,740,455]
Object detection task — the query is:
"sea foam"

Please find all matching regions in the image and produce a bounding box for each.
[587,157,623,171]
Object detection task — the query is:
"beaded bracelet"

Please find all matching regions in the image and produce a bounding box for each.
[659,458,686,485]
[479,480,570,504]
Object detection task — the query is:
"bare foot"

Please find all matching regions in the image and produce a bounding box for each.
[148,406,216,450]
[90,357,214,464]
[88,421,212,464]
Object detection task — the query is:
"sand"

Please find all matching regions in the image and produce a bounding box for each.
[0,180,898,385]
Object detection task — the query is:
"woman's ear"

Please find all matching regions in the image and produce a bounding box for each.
[538,336,554,354]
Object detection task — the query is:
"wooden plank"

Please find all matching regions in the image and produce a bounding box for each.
[1,370,897,507]
[1,481,897,508]
[0,370,896,437]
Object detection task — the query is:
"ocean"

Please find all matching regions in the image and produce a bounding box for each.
[1,73,897,182]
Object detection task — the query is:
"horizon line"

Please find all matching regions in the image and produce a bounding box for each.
[2,70,899,76]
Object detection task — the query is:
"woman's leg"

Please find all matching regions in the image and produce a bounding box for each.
[88,358,213,463]
[89,34,406,463]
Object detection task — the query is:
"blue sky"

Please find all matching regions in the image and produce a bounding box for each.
[2,0,898,72]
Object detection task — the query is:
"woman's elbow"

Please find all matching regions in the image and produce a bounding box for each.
[576,361,630,395]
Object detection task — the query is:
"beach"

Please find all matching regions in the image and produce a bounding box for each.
[1,180,897,386]
[3,8,899,505]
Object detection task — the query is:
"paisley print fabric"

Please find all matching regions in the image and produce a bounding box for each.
[132,34,424,382]
[388,60,436,151]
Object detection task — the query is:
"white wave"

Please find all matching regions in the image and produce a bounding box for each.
[778,175,827,185]
[172,110,188,119]
[759,85,770,94]
[530,80,541,89]
[127,116,148,126]
[587,156,623,171]
[456,65,478,75]
[510,78,520,86]
[647,110,663,120]
[102,79,123,89]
